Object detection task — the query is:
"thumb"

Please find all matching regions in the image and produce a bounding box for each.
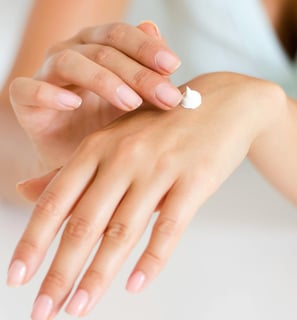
[16,168,61,202]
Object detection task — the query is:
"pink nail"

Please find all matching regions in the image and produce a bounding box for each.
[31,295,53,320]
[126,271,146,293]
[66,289,89,317]
[155,51,181,73]
[155,83,182,107]
[56,92,82,109]
[116,85,143,110]
[7,260,26,287]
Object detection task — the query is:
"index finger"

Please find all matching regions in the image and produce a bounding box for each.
[77,23,181,75]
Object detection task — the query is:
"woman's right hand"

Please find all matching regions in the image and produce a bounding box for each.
[10,22,182,171]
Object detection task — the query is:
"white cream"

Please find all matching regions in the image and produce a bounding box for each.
[181,86,202,109]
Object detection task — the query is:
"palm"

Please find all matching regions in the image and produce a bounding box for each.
[22,89,125,170]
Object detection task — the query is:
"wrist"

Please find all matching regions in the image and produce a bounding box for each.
[247,80,287,155]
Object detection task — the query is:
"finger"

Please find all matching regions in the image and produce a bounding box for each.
[126,174,213,293]
[17,169,60,202]
[7,140,100,288]
[137,21,162,39]
[39,50,143,111]
[66,173,174,317]
[75,44,182,110]
[77,23,181,75]
[10,77,82,114]
[31,159,134,319]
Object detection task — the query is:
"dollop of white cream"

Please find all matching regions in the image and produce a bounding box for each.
[181,86,202,109]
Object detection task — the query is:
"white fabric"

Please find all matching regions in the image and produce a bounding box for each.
[1,1,297,319]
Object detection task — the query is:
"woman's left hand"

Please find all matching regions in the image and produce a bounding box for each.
[8,72,285,319]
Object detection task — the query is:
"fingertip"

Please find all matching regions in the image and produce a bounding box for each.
[56,92,82,110]
[126,271,146,293]
[137,21,162,39]
[7,259,27,288]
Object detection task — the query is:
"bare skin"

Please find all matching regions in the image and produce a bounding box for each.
[0,0,130,204]
[5,1,297,319]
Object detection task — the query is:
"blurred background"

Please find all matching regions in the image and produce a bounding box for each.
[1,0,297,319]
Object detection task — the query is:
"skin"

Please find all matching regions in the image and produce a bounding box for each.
[8,22,297,319]
[6,1,297,319]
[0,0,130,203]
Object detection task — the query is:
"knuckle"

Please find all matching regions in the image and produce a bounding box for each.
[116,135,145,161]
[154,217,179,237]
[45,269,67,290]
[53,49,76,73]
[80,132,102,152]
[104,221,131,244]
[132,68,154,87]
[155,152,176,173]
[90,69,109,92]
[143,250,163,268]
[106,23,127,44]
[85,268,104,284]
[63,216,93,241]
[35,191,60,219]
[94,46,113,65]
[135,38,155,60]
[16,238,40,256]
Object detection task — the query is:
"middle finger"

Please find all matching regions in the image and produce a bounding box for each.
[76,43,183,110]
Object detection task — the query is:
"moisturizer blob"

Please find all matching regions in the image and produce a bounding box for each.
[181,86,202,109]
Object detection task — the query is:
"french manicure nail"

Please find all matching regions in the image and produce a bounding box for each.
[31,295,54,320]
[66,289,89,317]
[116,85,143,110]
[7,260,26,287]
[155,51,181,73]
[155,83,182,107]
[56,92,82,109]
[126,271,146,293]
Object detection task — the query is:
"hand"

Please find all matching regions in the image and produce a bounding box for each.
[8,72,285,319]
[9,22,182,171]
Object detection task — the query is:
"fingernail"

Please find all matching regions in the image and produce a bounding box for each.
[31,295,54,320]
[139,20,161,38]
[116,85,143,110]
[7,260,26,287]
[56,92,82,109]
[66,289,89,317]
[155,83,182,107]
[126,271,146,293]
[155,51,181,73]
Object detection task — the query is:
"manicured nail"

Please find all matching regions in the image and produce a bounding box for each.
[155,83,182,107]
[155,51,181,73]
[56,92,82,109]
[139,20,161,38]
[126,271,146,293]
[7,260,26,287]
[116,85,143,110]
[66,289,89,317]
[31,295,54,320]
